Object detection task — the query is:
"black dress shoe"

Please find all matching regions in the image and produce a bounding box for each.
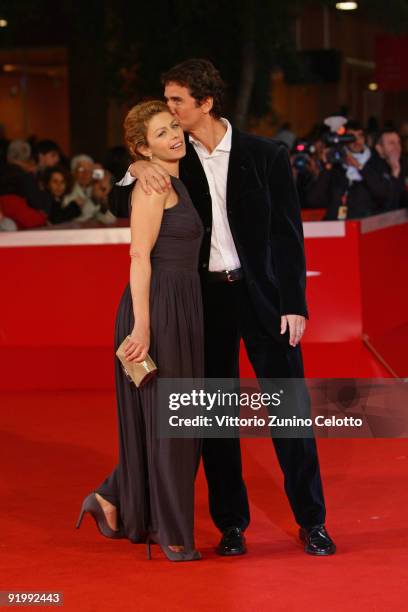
[299,525,336,556]
[216,527,247,556]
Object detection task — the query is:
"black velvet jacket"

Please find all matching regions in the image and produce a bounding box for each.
[110,128,308,334]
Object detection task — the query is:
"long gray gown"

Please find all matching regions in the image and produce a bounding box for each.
[96,176,204,551]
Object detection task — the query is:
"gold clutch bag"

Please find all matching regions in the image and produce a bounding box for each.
[116,336,158,388]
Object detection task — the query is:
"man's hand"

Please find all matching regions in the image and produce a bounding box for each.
[129,160,171,195]
[280,314,306,347]
[386,152,401,178]
[345,153,361,170]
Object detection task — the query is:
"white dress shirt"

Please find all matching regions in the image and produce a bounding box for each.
[119,118,241,272]
[189,118,240,272]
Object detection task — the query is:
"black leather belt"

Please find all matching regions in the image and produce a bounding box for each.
[206,268,244,283]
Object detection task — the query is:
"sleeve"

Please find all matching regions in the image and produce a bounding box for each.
[1,195,47,229]
[49,200,81,224]
[268,145,308,317]
[21,173,52,214]
[361,163,405,211]
[108,183,133,218]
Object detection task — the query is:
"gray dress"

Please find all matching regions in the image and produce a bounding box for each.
[96,176,204,550]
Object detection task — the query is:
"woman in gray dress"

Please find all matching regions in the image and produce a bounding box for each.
[76,101,204,561]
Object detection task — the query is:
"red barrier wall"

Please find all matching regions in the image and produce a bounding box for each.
[1,211,406,389]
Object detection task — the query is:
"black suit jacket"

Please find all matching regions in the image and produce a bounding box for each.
[110,128,308,336]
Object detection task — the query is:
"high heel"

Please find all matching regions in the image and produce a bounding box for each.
[160,545,201,562]
[75,492,124,539]
[145,535,201,562]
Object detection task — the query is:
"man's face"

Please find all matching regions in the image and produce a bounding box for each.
[164,82,206,132]
[39,150,60,168]
[377,133,401,160]
[346,129,366,154]
[92,174,111,204]
[75,161,94,188]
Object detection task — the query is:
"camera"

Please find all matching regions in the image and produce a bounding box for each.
[323,132,356,165]
[292,140,317,172]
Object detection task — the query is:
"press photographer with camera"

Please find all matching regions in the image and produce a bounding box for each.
[290,138,324,209]
[305,119,374,219]
[305,118,407,219]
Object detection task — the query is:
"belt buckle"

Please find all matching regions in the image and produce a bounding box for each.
[226,270,234,282]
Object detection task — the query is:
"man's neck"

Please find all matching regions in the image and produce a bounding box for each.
[189,117,227,154]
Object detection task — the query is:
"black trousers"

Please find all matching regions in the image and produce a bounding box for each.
[202,278,326,532]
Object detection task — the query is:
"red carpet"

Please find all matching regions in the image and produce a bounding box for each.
[2,389,408,611]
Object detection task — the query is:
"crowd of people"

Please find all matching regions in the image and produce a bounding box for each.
[283,118,408,219]
[1,116,407,231]
[0,138,131,231]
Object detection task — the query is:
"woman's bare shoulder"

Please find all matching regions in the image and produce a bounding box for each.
[131,182,167,208]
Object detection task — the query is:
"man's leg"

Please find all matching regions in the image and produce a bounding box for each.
[240,284,325,528]
[201,280,250,533]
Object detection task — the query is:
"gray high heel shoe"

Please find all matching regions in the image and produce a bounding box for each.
[146,535,201,561]
[76,492,124,539]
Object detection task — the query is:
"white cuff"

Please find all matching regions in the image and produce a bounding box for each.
[116,169,136,187]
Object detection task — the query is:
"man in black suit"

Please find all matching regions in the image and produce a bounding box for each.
[111,59,336,557]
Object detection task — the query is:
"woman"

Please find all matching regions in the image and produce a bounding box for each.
[43,166,83,224]
[76,101,204,562]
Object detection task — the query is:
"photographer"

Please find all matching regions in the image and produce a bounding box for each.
[361,129,408,211]
[291,139,324,209]
[306,120,375,219]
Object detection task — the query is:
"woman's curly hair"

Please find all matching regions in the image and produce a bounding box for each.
[123,100,169,160]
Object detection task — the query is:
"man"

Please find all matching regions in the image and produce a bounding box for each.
[33,139,61,173]
[91,170,117,225]
[0,139,52,214]
[363,129,407,211]
[111,59,335,557]
[307,121,406,218]
[306,120,373,219]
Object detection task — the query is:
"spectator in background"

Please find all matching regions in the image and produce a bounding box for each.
[274,122,296,150]
[290,138,322,209]
[0,206,18,231]
[362,129,408,211]
[64,154,100,221]
[43,166,84,224]
[306,121,375,219]
[306,122,406,219]
[0,139,52,214]
[91,170,117,225]
[33,139,61,172]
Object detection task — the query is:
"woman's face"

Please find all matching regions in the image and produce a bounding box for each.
[142,112,185,162]
[48,172,66,198]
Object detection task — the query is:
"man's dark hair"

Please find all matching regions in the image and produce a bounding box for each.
[42,164,71,191]
[346,119,364,132]
[161,59,226,118]
[374,128,400,146]
[33,139,60,162]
